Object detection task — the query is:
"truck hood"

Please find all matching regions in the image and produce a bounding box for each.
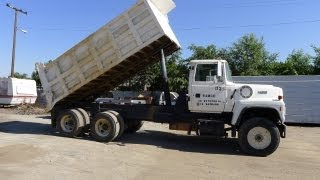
[233,83,283,101]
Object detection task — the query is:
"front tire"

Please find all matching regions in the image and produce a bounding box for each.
[238,118,280,156]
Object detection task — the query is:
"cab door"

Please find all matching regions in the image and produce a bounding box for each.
[188,62,227,113]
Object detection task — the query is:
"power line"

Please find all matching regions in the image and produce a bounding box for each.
[217,0,302,8]
[25,27,94,32]
[220,2,301,9]
[177,19,320,31]
[21,18,320,33]
[177,0,304,9]
[222,0,298,6]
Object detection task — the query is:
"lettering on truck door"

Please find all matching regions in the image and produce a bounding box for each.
[190,63,227,112]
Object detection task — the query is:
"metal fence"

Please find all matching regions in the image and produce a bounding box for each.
[233,75,320,124]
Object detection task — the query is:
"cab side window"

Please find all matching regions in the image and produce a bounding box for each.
[195,64,218,82]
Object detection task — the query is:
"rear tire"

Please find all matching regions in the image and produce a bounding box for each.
[57,109,85,137]
[76,108,90,134]
[124,120,143,134]
[108,110,125,140]
[90,112,119,142]
[239,117,280,156]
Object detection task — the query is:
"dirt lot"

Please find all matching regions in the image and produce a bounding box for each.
[0,110,320,180]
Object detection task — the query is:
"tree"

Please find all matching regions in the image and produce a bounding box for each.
[185,35,281,76]
[119,51,188,92]
[188,44,219,60]
[273,61,297,75]
[31,70,42,87]
[166,52,188,91]
[187,44,230,61]
[187,44,234,75]
[12,72,29,79]
[312,45,320,74]
[228,33,277,76]
[258,53,279,76]
[144,51,188,92]
[285,49,312,75]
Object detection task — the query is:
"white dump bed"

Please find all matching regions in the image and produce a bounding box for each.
[0,78,37,105]
[37,0,180,111]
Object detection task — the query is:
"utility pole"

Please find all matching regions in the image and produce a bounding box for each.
[6,3,27,78]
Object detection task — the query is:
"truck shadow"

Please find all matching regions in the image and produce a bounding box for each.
[0,120,243,156]
[116,130,243,156]
[0,120,54,135]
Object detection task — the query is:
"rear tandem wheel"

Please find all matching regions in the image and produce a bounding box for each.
[56,109,85,137]
[90,111,120,142]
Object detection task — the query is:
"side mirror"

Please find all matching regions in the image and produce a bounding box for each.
[217,61,222,77]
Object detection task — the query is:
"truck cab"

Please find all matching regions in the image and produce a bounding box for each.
[187,60,286,155]
[188,59,285,123]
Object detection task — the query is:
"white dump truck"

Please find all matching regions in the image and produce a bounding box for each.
[37,0,286,156]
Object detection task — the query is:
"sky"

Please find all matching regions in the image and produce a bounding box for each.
[0,0,319,77]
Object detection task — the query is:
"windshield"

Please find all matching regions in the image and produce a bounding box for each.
[225,62,233,82]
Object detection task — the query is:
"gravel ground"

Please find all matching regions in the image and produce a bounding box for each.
[0,109,320,180]
[0,105,47,115]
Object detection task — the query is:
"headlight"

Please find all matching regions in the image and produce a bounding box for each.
[240,85,253,98]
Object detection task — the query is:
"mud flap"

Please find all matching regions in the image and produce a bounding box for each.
[278,124,286,138]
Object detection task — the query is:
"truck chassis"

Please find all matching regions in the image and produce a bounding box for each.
[51,88,286,157]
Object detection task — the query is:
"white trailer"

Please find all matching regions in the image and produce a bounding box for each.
[0,78,37,105]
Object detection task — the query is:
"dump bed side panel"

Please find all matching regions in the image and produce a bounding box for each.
[37,0,180,110]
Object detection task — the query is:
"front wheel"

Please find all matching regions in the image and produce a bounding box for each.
[238,118,280,156]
